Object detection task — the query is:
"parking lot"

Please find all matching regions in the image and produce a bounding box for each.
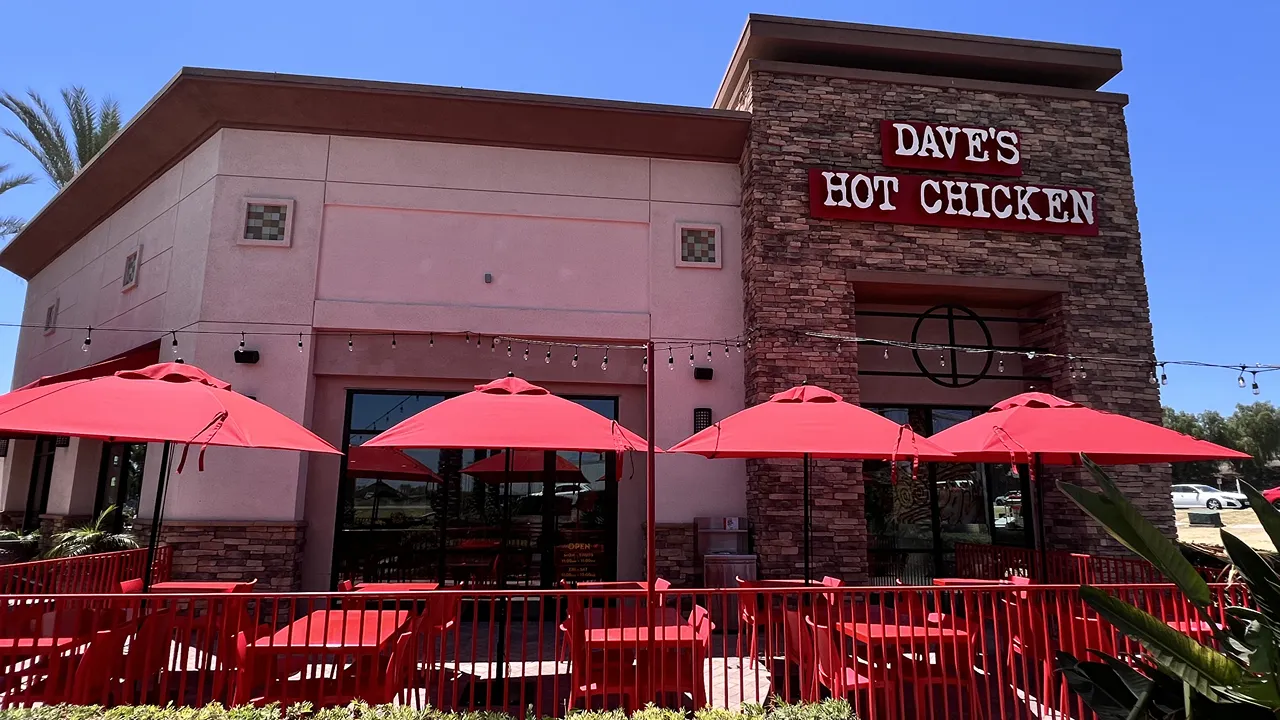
[1177,508,1274,552]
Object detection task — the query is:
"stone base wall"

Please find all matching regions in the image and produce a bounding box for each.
[747,458,866,581]
[0,511,26,532]
[647,523,697,586]
[134,520,305,592]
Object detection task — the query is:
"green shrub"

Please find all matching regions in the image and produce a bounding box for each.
[0,700,852,720]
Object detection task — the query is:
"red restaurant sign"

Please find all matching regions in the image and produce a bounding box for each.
[808,170,1099,236]
[809,119,1099,236]
[880,120,1022,176]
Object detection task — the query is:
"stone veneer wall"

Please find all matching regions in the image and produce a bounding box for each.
[134,520,305,591]
[734,69,1169,578]
[649,523,698,586]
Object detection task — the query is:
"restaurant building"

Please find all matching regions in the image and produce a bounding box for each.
[0,15,1168,590]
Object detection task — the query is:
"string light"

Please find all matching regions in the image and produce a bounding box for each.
[572,347,579,368]
[544,349,552,364]
[642,354,648,373]
[883,347,889,360]
[1239,368,1247,388]
[298,333,304,352]
[1149,367,1158,385]
[81,327,91,352]
[491,338,497,352]
[689,347,695,367]
[348,334,353,352]
[669,348,675,370]
[170,331,179,355]
[507,342,512,357]
[391,333,397,350]
[997,359,1004,373]
[724,345,730,359]
[707,346,713,364]
[1252,372,1261,396]
[1026,351,1036,360]
[1160,363,1168,386]
[523,344,529,361]
[429,333,434,348]
[1070,358,1077,380]
[477,334,482,349]
[1079,361,1087,380]
[938,353,946,368]
[600,349,609,371]
[465,333,470,344]
[737,343,743,353]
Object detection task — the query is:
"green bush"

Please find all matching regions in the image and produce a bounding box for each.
[0,701,854,720]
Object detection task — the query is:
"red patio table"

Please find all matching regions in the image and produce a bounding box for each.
[0,635,84,662]
[252,610,411,650]
[932,578,1010,586]
[353,582,440,592]
[581,613,695,647]
[838,621,968,645]
[148,581,246,593]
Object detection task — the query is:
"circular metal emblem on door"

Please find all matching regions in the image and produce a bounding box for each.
[911,304,994,388]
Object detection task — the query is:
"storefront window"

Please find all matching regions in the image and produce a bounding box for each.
[23,436,57,533]
[94,443,147,533]
[865,406,1031,584]
[333,390,618,588]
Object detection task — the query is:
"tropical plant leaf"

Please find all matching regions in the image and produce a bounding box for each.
[1062,467,1213,608]
[1239,482,1280,557]
[1054,651,1141,720]
[1080,585,1246,703]
[1221,531,1280,620]
[1092,650,1157,702]
[1,87,122,187]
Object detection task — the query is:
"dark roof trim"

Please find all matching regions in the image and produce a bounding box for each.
[715,14,1123,108]
[745,59,1129,105]
[1,68,751,279]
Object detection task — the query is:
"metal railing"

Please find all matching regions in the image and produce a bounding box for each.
[0,546,172,594]
[0,581,1249,718]
[954,542,1173,585]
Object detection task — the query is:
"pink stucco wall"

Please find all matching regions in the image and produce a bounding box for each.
[7,128,746,589]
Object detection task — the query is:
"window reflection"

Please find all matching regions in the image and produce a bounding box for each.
[334,391,618,588]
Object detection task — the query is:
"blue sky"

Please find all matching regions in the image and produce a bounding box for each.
[1,0,1275,414]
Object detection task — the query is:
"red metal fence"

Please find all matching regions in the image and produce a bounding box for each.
[0,547,172,595]
[0,582,1248,718]
[954,543,1173,585]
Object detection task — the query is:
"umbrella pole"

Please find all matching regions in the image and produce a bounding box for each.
[804,453,811,583]
[1034,454,1047,582]
[143,441,173,590]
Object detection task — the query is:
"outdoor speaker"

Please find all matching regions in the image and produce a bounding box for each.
[234,349,260,364]
[693,408,713,433]
[693,366,713,381]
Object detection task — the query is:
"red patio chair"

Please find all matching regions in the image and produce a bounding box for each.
[119,578,144,594]
[3,627,129,705]
[233,579,258,593]
[563,598,639,712]
[336,579,355,592]
[807,615,895,716]
[781,606,819,703]
[639,605,712,709]
[737,576,786,666]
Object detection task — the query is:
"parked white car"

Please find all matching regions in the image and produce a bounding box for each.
[1171,484,1249,510]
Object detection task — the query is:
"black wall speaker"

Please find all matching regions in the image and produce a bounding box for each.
[693,366,713,380]
[234,349,260,364]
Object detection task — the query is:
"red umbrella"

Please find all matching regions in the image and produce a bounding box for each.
[927,392,1249,466]
[347,445,442,482]
[928,392,1249,578]
[667,383,955,580]
[0,362,340,587]
[461,450,587,484]
[363,376,653,453]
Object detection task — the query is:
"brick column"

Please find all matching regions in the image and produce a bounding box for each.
[648,523,697,585]
[134,520,305,591]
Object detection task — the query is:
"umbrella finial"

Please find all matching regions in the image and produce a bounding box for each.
[507,371,514,377]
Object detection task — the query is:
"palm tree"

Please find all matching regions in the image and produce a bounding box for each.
[44,505,140,558]
[0,87,121,188]
[0,161,33,236]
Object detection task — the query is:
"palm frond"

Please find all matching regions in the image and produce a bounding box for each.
[1,90,75,186]
[0,216,24,236]
[95,97,122,154]
[62,86,99,168]
[0,162,35,196]
[43,505,140,558]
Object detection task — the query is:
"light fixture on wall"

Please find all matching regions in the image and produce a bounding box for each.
[693,408,713,433]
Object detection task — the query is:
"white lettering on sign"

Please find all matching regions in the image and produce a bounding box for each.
[822,172,902,211]
[882,121,1022,176]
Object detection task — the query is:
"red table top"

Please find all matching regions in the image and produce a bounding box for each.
[932,578,1010,586]
[148,581,245,593]
[0,636,81,651]
[354,582,440,592]
[838,621,968,644]
[252,610,410,651]
[582,615,695,647]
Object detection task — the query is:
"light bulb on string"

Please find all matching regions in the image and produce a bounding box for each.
[1079,362,1087,380]
[600,349,609,371]
[572,347,579,368]
[507,342,512,357]
[348,334,353,352]
[689,347,695,367]
[523,344,529,361]
[491,338,497,352]
[465,333,470,344]
[668,348,675,370]
[1239,368,1247,388]
[298,333,304,352]
[997,358,1005,373]
[1160,364,1168,386]
[82,327,91,352]
[429,333,434,348]
[170,331,179,355]
[545,349,552,364]
[1026,351,1036,360]
[642,354,648,373]
[883,347,889,360]
[707,346,713,364]
[1252,372,1261,396]
[476,334,482,349]
[724,345,730,359]
[939,353,946,368]
[391,333,397,350]
[737,342,743,353]
[1149,367,1158,385]
[1070,358,1077,379]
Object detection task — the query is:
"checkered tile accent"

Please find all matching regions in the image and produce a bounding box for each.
[244,203,289,243]
[680,227,717,264]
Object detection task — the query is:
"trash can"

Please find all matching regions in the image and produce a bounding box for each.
[703,553,757,632]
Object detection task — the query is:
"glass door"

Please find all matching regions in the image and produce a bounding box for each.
[22,437,56,533]
[95,443,147,533]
